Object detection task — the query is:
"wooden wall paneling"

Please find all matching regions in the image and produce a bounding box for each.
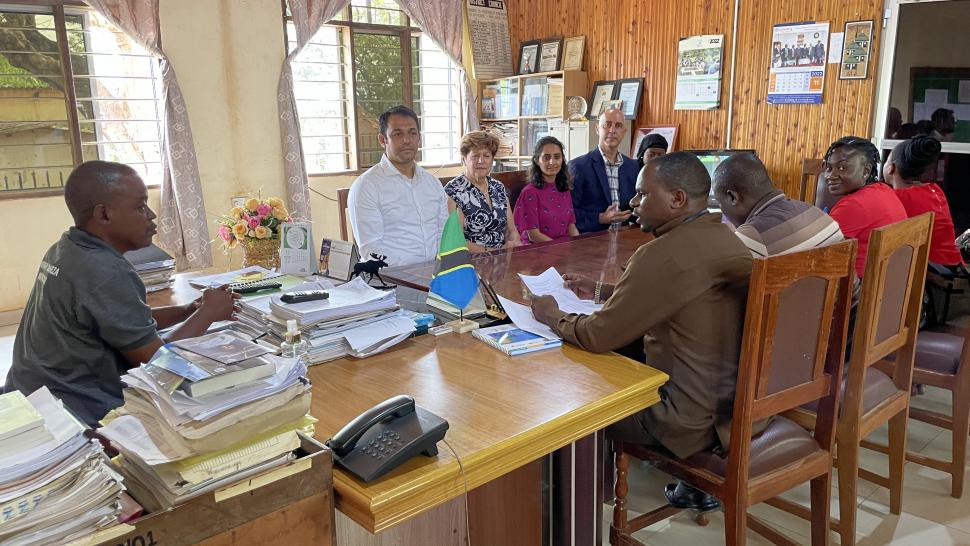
[506,0,883,199]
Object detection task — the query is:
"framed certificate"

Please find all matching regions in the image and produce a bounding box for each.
[614,78,644,120]
[588,80,616,119]
[538,37,563,72]
[562,36,585,71]
[518,40,540,75]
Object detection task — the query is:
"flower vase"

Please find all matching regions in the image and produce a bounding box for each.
[242,238,281,270]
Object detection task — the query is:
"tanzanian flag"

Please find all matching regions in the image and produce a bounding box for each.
[429,210,480,311]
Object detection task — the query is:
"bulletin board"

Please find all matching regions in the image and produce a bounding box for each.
[909,67,970,141]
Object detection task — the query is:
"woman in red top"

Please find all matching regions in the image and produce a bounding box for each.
[825,136,908,279]
[884,135,964,268]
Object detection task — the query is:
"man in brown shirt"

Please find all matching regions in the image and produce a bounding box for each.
[532,152,752,506]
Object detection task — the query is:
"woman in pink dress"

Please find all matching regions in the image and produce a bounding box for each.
[513,136,580,245]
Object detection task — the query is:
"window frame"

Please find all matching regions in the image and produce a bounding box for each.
[282,1,462,177]
[0,0,165,199]
[871,0,970,155]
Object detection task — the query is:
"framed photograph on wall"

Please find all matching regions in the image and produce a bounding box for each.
[562,36,585,71]
[839,20,873,80]
[538,37,563,72]
[614,78,644,120]
[631,125,679,157]
[588,80,616,118]
[518,40,540,75]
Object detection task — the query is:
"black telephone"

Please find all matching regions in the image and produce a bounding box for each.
[327,395,449,483]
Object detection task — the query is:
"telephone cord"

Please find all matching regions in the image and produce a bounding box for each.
[442,438,471,546]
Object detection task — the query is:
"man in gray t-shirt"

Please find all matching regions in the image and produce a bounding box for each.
[4,161,237,426]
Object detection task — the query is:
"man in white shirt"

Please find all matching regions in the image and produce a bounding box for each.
[348,105,449,266]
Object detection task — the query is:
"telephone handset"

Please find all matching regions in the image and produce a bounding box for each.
[327,395,449,483]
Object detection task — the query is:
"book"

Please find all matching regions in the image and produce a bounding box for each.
[124,244,175,271]
[472,324,562,356]
[171,332,273,365]
[0,391,44,441]
[178,354,277,398]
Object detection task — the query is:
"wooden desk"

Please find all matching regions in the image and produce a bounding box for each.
[381,228,654,297]
[148,243,667,545]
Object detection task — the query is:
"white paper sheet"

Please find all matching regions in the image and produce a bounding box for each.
[518,267,603,315]
[343,314,416,351]
[497,295,561,340]
[827,33,843,63]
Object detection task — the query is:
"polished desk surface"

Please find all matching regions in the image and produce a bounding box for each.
[148,230,666,533]
[382,227,655,298]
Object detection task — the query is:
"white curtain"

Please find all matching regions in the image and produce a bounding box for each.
[395,0,479,133]
[278,0,351,221]
[84,0,212,270]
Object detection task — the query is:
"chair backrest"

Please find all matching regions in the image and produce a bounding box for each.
[801,158,842,213]
[843,213,933,420]
[799,159,824,203]
[729,240,857,457]
[337,187,350,241]
[439,170,530,210]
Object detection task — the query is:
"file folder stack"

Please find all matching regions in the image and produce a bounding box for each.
[0,389,125,546]
[98,346,314,511]
[124,244,176,293]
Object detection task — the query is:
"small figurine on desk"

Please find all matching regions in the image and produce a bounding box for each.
[352,253,394,289]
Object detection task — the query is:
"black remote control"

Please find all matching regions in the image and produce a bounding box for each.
[281,290,329,303]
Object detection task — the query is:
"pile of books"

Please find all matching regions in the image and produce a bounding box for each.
[98,334,313,511]
[0,389,125,545]
[124,244,176,293]
[263,278,416,364]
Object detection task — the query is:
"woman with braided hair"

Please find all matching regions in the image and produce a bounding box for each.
[825,135,907,278]
[884,135,964,268]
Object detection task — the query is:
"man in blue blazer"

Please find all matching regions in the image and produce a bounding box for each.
[569,108,640,233]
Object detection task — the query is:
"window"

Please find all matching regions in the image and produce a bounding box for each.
[286,0,463,174]
[0,3,164,194]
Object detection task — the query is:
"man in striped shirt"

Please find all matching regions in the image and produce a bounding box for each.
[713,153,843,257]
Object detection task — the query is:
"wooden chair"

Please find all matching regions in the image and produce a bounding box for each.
[799,159,824,203]
[611,240,857,546]
[773,214,933,546]
[799,158,840,213]
[869,326,970,498]
[337,187,350,241]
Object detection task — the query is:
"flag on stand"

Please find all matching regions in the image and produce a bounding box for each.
[429,211,480,311]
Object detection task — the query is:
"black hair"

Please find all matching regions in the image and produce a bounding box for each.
[932,108,955,134]
[915,120,935,136]
[712,152,773,196]
[891,135,942,180]
[898,123,918,140]
[378,105,420,136]
[64,160,139,226]
[529,136,571,192]
[823,136,880,185]
[651,151,711,199]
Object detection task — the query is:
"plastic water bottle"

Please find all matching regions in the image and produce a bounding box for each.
[280,319,308,360]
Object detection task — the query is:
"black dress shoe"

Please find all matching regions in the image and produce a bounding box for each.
[665,481,720,512]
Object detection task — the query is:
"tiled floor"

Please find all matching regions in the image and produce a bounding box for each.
[604,387,970,546]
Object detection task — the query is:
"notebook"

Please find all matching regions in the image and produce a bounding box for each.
[472,324,562,356]
[0,391,44,441]
[147,345,276,398]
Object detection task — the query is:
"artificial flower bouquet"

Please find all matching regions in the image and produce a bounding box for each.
[216,197,291,250]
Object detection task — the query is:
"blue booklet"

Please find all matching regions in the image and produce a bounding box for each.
[472,324,562,356]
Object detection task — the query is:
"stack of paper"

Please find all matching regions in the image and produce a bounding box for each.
[264,278,415,365]
[124,244,175,293]
[0,389,125,546]
[99,350,313,511]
